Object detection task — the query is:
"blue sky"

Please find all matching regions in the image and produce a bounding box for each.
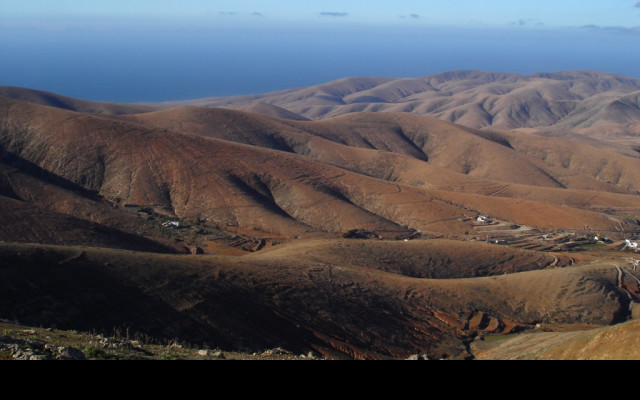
[1,1,640,102]
[2,0,639,28]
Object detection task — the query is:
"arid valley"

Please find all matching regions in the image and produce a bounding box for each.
[1,70,640,360]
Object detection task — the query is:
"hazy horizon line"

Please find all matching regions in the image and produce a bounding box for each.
[4,69,640,105]
[2,15,640,34]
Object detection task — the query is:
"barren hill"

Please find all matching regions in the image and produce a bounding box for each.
[2,98,637,240]
[0,86,154,115]
[0,194,174,253]
[226,103,311,121]
[0,242,634,359]
[164,71,640,138]
[125,106,640,213]
[2,88,640,360]
[475,319,640,360]
[249,239,574,279]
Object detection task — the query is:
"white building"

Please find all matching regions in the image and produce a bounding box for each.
[625,239,639,251]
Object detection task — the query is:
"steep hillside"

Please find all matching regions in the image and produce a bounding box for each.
[129,108,640,195]
[125,107,640,224]
[3,98,633,238]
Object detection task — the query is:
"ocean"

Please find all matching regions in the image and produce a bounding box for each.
[1,24,638,103]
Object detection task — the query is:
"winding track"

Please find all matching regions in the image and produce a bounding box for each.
[615,265,633,300]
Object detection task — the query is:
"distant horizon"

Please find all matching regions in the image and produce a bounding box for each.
[4,66,640,105]
[2,1,640,103]
[6,68,640,106]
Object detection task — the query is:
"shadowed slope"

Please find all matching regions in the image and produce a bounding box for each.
[0,243,633,359]
[0,195,175,253]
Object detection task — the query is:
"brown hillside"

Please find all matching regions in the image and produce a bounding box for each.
[227,103,311,121]
[309,112,640,194]
[251,239,571,279]
[0,86,155,115]
[168,71,640,138]
[130,107,640,195]
[2,98,634,236]
[0,195,174,253]
[475,319,640,360]
[125,106,640,224]
[0,98,410,238]
[3,86,640,360]
[0,243,633,359]
[0,157,196,252]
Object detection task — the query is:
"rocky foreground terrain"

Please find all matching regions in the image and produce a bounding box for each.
[0,321,321,361]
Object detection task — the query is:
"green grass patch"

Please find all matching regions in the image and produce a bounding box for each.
[482,335,513,343]
[573,243,607,252]
[0,350,13,360]
[82,346,123,360]
[159,351,183,361]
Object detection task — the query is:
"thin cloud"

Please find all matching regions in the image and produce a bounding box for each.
[251,12,263,17]
[468,20,488,27]
[410,14,421,19]
[635,2,640,7]
[219,12,238,16]
[581,25,640,35]
[320,12,349,17]
[509,18,546,27]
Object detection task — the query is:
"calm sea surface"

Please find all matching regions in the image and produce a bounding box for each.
[1,25,638,102]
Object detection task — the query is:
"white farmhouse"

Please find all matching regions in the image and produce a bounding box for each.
[625,239,639,251]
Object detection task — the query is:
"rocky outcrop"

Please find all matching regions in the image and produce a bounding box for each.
[0,335,87,360]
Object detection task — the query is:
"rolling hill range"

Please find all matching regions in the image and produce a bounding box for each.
[157,71,640,139]
[3,97,640,238]
[2,86,640,359]
[125,107,640,195]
